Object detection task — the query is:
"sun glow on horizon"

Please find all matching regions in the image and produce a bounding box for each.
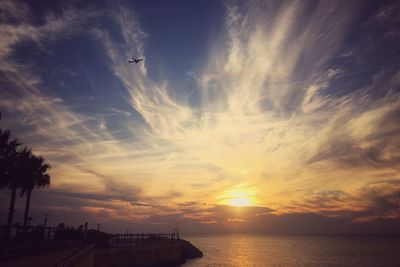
[220,187,256,207]
[227,197,252,207]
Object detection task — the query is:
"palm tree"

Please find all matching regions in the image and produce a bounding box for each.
[0,129,22,229]
[0,129,20,189]
[1,115,51,233]
[6,147,30,228]
[20,154,50,228]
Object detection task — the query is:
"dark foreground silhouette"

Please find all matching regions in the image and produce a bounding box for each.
[0,226,203,267]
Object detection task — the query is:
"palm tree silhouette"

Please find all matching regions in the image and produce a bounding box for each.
[0,129,20,189]
[6,147,30,228]
[0,129,23,229]
[20,154,50,228]
[1,113,51,238]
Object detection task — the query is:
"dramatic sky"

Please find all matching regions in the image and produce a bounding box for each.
[0,0,399,233]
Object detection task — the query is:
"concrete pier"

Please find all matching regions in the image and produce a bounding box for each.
[94,243,183,267]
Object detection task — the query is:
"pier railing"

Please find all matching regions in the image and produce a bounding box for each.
[0,225,56,242]
[109,232,180,248]
[0,225,86,261]
[0,240,85,261]
[57,244,94,267]
[0,225,180,261]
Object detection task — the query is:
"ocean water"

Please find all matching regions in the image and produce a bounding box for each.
[182,234,400,267]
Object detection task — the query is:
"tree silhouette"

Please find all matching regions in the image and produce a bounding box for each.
[1,113,51,237]
[20,154,50,228]
[6,147,30,228]
[0,129,20,190]
[0,129,24,229]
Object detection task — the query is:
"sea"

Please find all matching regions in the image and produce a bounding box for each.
[182,234,400,267]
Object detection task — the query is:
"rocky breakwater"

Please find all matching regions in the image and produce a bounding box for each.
[179,239,203,262]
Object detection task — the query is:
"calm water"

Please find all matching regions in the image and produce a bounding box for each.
[182,234,400,267]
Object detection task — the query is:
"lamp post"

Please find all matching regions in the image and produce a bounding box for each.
[43,213,49,228]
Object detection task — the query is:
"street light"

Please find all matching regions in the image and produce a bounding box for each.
[43,213,49,228]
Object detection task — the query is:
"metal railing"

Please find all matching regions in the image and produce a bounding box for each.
[0,240,84,261]
[0,225,56,242]
[57,244,94,267]
[110,232,180,248]
[0,226,181,261]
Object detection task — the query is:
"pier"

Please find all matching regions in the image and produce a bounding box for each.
[0,226,202,267]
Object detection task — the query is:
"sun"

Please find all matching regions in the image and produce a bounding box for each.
[227,197,252,207]
[219,187,256,207]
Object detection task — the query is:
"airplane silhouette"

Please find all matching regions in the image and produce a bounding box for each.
[128,57,143,64]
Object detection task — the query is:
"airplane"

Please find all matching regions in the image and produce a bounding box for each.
[128,57,143,64]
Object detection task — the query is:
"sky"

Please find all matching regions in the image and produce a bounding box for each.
[0,0,399,234]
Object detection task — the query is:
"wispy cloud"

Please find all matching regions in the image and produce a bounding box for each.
[0,0,399,232]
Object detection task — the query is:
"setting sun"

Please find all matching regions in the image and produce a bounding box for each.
[219,187,256,207]
[227,197,252,207]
